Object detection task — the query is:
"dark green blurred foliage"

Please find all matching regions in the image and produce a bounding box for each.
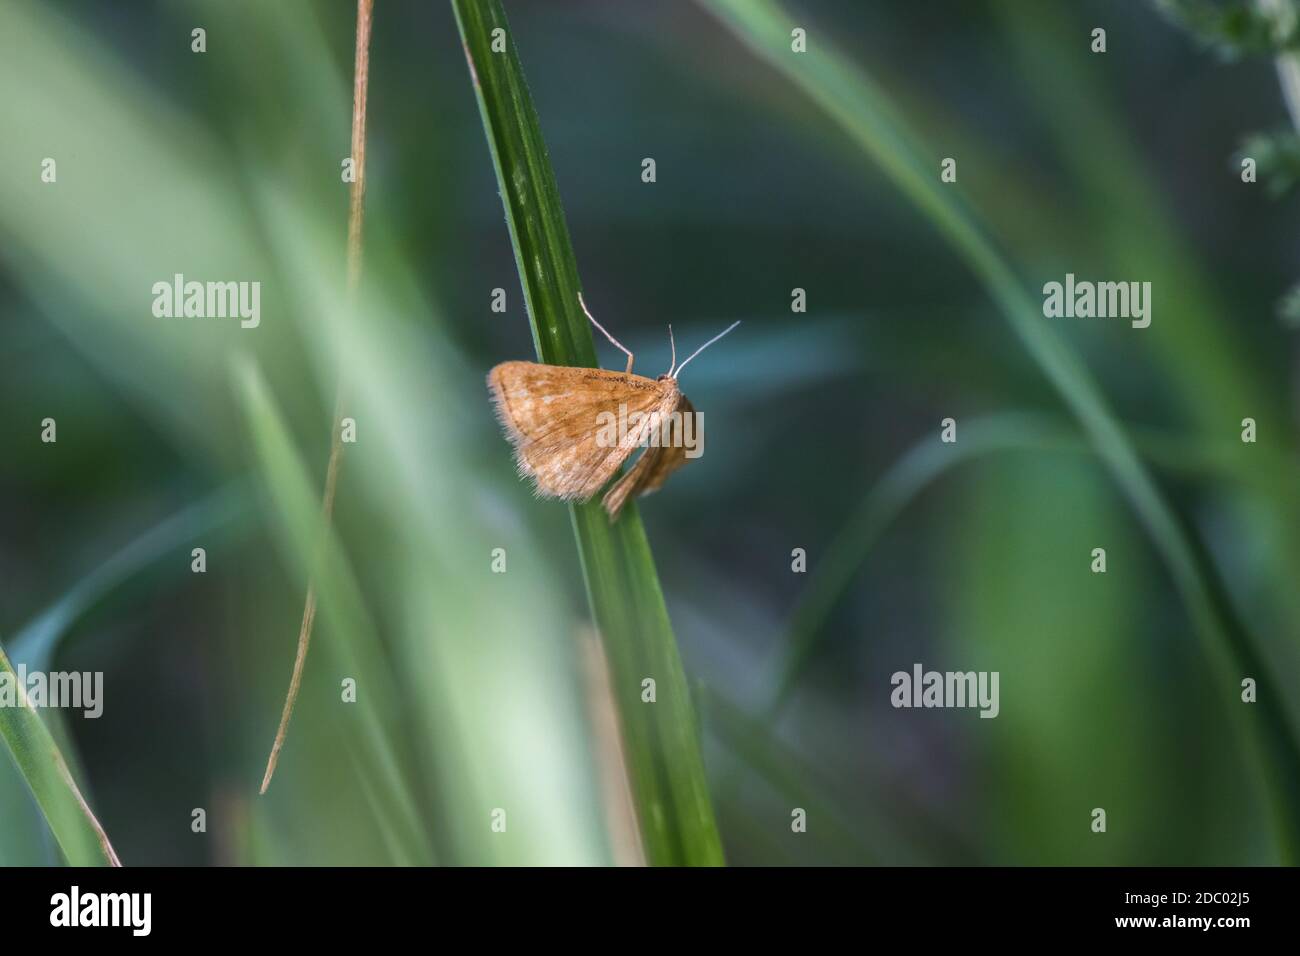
[1237,129,1300,197]
[3,0,1300,865]
[1155,0,1300,59]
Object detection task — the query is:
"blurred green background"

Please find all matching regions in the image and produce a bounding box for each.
[3,0,1300,865]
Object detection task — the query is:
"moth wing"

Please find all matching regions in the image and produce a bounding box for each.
[602,395,696,519]
[487,361,669,501]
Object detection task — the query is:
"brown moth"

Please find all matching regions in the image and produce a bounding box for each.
[488,294,739,519]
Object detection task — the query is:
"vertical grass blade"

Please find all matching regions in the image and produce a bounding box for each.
[451,0,724,865]
[0,644,120,865]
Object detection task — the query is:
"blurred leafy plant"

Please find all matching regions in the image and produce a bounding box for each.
[1159,3,1300,324]
[1154,0,1300,59]
[1237,128,1300,197]
[1158,1,1300,196]
[1278,277,1300,324]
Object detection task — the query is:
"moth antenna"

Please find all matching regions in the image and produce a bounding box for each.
[671,320,741,379]
[667,324,677,376]
[579,292,634,374]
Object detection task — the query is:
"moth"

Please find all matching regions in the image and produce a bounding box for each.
[488,294,739,519]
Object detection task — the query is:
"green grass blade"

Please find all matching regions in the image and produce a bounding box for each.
[769,413,1300,717]
[451,0,724,865]
[11,487,245,671]
[698,0,1300,860]
[0,643,120,865]
[0,487,244,865]
[768,414,1075,715]
[232,357,431,866]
